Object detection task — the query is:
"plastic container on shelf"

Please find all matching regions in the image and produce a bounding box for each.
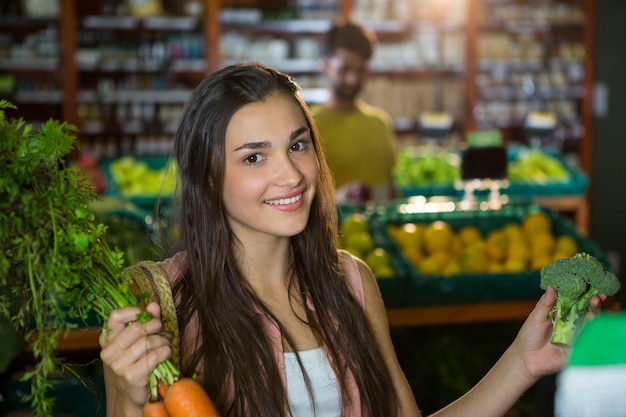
[362,200,608,307]
[396,144,588,199]
[337,203,410,308]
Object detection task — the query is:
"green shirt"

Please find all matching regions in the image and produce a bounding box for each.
[311,101,396,192]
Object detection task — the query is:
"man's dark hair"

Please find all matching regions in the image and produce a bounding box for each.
[322,19,377,60]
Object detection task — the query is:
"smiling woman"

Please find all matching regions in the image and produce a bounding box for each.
[99,62,408,417]
[99,62,604,417]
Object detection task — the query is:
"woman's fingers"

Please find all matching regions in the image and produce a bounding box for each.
[528,286,556,325]
[100,304,171,381]
[106,333,171,380]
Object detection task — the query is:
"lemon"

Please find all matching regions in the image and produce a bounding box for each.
[430,250,451,268]
[504,257,527,273]
[555,235,579,258]
[418,255,441,274]
[485,230,508,262]
[460,247,489,273]
[423,221,453,254]
[403,247,424,269]
[365,247,392,272]
[488,261,506,273]
[457,225,483,247]
[551,250,567,261]
[342,245,363,259]
[341,213,369,236]
[441,260,462,277]
[375,265,395,278]
[531,253,552,270]
[522,212,552,236]
[529,231,555,255]
[345,231,375,254]
[449,235,464,260]
[393,223,425,251]
[502,223,525,240]
[507,240,530,263]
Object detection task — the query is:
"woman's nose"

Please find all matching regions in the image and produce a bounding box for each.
[275,155,303,186]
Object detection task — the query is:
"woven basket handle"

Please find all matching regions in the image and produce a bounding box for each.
[125,261,181,367]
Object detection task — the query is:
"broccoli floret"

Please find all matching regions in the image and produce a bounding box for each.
[540,252,621,345]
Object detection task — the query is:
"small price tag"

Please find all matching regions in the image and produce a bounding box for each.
[525,111,557,130]
[461,146,507,180]
[419,112,453,130]
[418,112,454,140]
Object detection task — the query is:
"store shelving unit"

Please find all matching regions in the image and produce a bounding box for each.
[0,0,603,339]
[0,0,594,223]
[0,0,594,161]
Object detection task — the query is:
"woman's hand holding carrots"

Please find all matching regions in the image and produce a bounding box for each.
[100,303,173,414]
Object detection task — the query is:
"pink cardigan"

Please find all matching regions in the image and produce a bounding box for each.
[158,249,364,416]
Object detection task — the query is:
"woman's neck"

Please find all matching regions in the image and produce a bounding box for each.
[236,238,294,294]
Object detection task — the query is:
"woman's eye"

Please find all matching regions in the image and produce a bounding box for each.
[290,140,307,152]
[245,153,263,164]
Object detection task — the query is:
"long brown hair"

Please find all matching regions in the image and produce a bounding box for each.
[170,62,398,416]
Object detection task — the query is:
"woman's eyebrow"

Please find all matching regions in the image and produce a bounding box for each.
[233,141,271,152]
[233,126,310,152]
[290,126,310,140]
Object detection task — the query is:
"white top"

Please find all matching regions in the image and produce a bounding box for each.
[284,347,342,417]
[555,365,626,417]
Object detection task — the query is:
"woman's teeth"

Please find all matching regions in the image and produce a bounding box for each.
[266,193,301,205]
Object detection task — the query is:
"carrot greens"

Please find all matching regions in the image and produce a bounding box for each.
[0,101,180,416]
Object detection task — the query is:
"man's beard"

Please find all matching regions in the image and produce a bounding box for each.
[332,82,361,102]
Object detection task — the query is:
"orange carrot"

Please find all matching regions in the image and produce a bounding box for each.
[157,378,168,399]
[163,377,220,417]
[143,399,169,417]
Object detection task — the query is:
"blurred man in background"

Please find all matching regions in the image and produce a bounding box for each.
[311,19,397,203]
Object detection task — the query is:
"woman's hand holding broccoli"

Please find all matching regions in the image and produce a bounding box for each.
[510,283,607,386]
[540,252,619,346]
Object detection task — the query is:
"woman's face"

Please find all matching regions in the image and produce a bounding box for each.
[222,92,319,243]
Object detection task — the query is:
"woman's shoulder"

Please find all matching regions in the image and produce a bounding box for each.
[156,251,187,286]
[338,249,382,311]
[338,249,370,307]
[124,251,185,286]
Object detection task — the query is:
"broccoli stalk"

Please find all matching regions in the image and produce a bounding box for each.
[540,252,621,346]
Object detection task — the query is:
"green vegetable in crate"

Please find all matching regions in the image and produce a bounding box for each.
[393,148,460,187]
[540,252,621,346]
[507,149,571,184]
[108,155,177,197]
[0,101,181,416]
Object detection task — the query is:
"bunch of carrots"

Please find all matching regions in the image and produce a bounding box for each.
[0,102,220,416]
[143,374,220,417]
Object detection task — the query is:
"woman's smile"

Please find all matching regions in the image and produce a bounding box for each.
[264,192,303,207]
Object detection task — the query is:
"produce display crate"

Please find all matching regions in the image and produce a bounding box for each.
[397,146,588,199]
[365,201,608,307]
[99,155,174,212]
[337,203,410,308]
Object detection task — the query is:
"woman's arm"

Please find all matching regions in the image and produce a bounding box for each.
[430,287,605,417]
[356,258,422,416]
[100,302,172,417]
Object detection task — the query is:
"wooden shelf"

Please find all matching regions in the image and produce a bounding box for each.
[386,300,536,327]
[26,300,536,355]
